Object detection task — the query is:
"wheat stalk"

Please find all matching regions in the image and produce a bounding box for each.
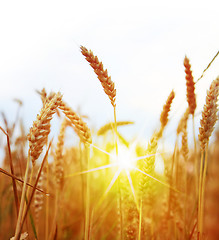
[198,77,219,239]
[184,56,198,197]
[80,46,116,107]
[204,130,219,240]
[34,166,46,231]
[138,133,158,238]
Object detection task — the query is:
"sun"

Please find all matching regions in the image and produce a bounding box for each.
[111,144,137,171]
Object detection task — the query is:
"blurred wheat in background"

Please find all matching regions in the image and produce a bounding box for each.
[0,46,218,240]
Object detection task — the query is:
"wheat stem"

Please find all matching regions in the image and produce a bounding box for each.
[45,159,49,240]
[192,115,198,197]
[198,151,204,240]
[138,199,142,240]
[14,150,31,240]
[200,144,208,240]
[85,144,91,240]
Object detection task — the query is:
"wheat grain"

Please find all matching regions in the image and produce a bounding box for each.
[80,46,116,107]
[184,56,196,115]
[181,124,189,161]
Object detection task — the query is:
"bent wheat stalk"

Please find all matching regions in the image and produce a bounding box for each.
[58,100,92,239]
[81,45,122,239]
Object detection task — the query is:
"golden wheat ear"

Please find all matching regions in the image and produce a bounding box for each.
[58,101,92,144]
[198,77,219,151]
[177,108,190,135]
[158,90,175,138]
[184,56,196,115]
[80,45,116,107]
[28,92,62,166]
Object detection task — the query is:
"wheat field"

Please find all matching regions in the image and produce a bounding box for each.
[0,47,218,240]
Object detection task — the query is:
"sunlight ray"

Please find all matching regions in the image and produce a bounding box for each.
[125,170,139,211]
[95,169,122,211]
[134,167,180,193]
[104,169,122,197]
[134,153,156,162]
[91,143,115,158]
[64,163,118,178]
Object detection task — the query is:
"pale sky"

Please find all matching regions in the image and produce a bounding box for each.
[0,0,218,145]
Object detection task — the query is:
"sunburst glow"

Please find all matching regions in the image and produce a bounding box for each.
[110,144,137,170]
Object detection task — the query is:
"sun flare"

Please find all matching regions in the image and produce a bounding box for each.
[110,144,137,171]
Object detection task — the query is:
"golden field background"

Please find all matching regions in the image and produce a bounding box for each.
[0,45,218,239]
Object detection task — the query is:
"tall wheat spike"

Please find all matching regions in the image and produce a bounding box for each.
[80,46,116,107]
[184,56,198,198]
[184,56,196,115]
[80,46,122,239]
[28,92,62,166]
